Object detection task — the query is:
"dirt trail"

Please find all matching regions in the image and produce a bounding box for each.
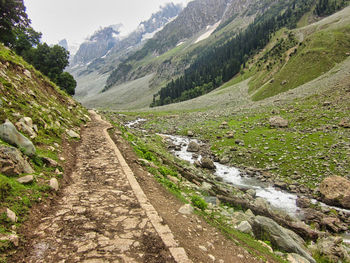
[14,111,188,263]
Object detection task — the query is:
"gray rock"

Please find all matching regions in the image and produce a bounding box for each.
[42,157,59,167]
[49,178,59,191]
[16,175,34,184]
[200,157,215,170]
[252,216,315,263]
[319,176,350,209]
[15,120,37,138]
[296,197,311,208]
[187,130,194,137]
[232,211,252,225]
[178,204,194,215]
[187,141,200,152]
[19,117,33,128]
[0,120,36,156]
[6,208,17,222]
[219,156,230,164]
[269,116,288,128]
[287,253,310,263]
[0,145,34,176]
[204,196,219,206]
[311,236,350,263]
[201,182,212,191]
[66,129,80,139]
[246,189,256,198]
[236,221,253,235]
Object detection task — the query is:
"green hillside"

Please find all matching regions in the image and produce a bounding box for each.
[0,44,88,256]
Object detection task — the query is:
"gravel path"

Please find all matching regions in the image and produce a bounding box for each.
[23,112,189,263]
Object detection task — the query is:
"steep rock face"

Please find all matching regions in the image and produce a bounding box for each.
[72,25,122,66]
[149,0,232,53]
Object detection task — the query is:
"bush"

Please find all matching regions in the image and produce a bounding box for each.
[191,195,208,211]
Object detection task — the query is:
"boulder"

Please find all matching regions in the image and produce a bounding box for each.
[178,204,194,215]
[269,116,288,128]
[66,129,80,139]
[287,253,311,263]
[0,234,19,247]
[19,117,33,128]
[49,178,59,191]
[6,208,17,222]
[187,130,194,137]
[0,120,36,156]
[203,196,219,206]
[252,216,315,263]
[16,175,34,184]
[296,197,311,208]
[246,189,256,198]
[200,157,215,170]
[311,236,350,263]
[15,121,36,138]
[319,176,350,209]
[236,221,253,236]
[0,145,34,176]
[42,157,59,167]
[187,141,200,152]
[219,156,230,164]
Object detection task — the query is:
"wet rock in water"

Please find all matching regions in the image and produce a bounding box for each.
[187,141,200,152]
[246,189,256,198]
[219,156,230,164]
[49,178,59,191]
[252,216,315,263]
[269,116,288,128]
[310,236,350,263]
[174,145,181,151]
[17,175,34,184]
[178,204,194,215]
[0,120,36,156]
[236,221,253,236]
[200,157,215,170]
[274,180,288,190]
[319,176,350,209]
[296,197,311,208]
[0,145,34,176]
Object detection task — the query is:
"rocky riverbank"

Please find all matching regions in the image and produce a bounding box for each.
[115,114,350,262]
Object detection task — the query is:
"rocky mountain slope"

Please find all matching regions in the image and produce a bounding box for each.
[71,24,122,66]
[0,43,89,258]
[69,3,183,101]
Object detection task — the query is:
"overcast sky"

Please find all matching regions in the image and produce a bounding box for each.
[23,0,190,46]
